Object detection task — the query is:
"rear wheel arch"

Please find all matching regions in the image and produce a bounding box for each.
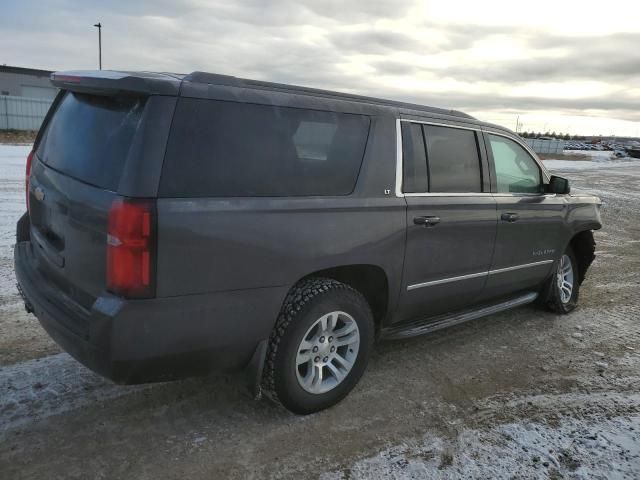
[298,264,390,331]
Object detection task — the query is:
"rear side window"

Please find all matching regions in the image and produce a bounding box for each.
[488,134,542,193]
[36,92,146,191]
[424,125,482,193]
[400,122,482,193]
[159,99,370,197]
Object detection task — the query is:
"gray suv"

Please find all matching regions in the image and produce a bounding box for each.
[15,70,601,414]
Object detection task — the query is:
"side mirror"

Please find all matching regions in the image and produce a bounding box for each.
[546,175,570,194]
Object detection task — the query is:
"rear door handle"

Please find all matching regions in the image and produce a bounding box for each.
[413,216,441,227]
[501,212,520,222]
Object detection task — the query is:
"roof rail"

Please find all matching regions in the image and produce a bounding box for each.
[183,71,240,86]
[182,71,476,120]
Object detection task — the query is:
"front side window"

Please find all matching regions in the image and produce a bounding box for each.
[489,135,542,194]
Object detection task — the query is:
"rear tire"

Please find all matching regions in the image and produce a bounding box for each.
[544,246,580,314]
[262,278,374,414]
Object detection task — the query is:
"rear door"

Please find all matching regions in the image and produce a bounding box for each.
[395,120,497,322]
[27,91,156,318]
[480,132,566,300]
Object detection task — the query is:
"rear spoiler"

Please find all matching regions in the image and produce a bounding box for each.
[50,70,183,96]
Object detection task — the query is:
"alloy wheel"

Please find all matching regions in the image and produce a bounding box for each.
[295,311,360,394]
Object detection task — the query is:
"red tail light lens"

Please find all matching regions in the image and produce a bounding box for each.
[26,150,34,210]
[106,198,156,298]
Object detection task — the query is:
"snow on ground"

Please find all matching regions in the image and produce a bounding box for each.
[0,145,29,249]
[543,149,640,171]
[0,353,150,437]
[543,157,640,171]
[1,143,640,478]
[321,408,640,479]
[0,145,31,306]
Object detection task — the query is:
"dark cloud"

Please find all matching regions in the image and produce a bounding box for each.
[368,59,418,75]
[303,0,411,21]
[327,29,420,55]
[434,32,640,83]
[377,88,640,122]
[431,23,525,51]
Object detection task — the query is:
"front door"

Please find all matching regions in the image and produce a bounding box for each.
[395,120,497,323]
[481,132,566,300]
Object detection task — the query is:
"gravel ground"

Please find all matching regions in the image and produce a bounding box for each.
[0,145,639,479]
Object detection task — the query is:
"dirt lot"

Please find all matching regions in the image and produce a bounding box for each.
[1,145,639,479]
[0,130,37,145]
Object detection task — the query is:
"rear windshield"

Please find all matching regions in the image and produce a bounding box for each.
[159,99,370,197]
[36,91,146,191]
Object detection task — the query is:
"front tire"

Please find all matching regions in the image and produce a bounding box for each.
[545,246,580,314]
[262,278,374,414]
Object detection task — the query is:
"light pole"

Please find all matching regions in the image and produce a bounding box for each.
[93,22,102,70]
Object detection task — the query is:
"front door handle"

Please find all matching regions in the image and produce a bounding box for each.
[414,216,441,227]
[501,212,520,222]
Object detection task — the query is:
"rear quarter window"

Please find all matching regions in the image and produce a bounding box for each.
[159,99,370,197]
[36,92,146,191]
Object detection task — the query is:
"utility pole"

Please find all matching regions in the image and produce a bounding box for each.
[515,115,520,133]
[94,22,102,69]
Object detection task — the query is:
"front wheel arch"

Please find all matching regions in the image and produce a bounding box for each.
[565,230,596,285]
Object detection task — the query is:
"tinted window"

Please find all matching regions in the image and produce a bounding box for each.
[401,122,428,193]
[424,125,482,193]
[489,134,542,193]
[37,92,146,191]
[160,99,370,197]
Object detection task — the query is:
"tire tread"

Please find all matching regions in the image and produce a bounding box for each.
[261,277,365,408]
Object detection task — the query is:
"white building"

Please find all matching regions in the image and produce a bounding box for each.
[0,65,57,100]
[0,65,57,130]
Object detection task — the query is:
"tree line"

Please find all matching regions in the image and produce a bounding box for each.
[518,131,589,140]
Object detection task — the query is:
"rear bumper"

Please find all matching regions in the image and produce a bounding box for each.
[14,241,287,384]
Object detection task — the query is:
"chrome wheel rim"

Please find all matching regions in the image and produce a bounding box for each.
[295,311,360,395]
[557,254,574,304]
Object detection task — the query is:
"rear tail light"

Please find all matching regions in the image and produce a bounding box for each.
[106,198,156,299]
[25,150,34,211]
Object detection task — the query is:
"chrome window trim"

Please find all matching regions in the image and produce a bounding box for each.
[394,118,554,199]
[395,118,403,197]
[399,118,481,132]
[402,192,555,198]
[395,118,486,198]
[407,259,554,291]
[404,192,494,197]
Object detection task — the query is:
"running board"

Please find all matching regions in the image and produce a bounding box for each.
[381,292,538,340]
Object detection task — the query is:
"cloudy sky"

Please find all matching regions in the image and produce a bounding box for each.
[2,0,639,136]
